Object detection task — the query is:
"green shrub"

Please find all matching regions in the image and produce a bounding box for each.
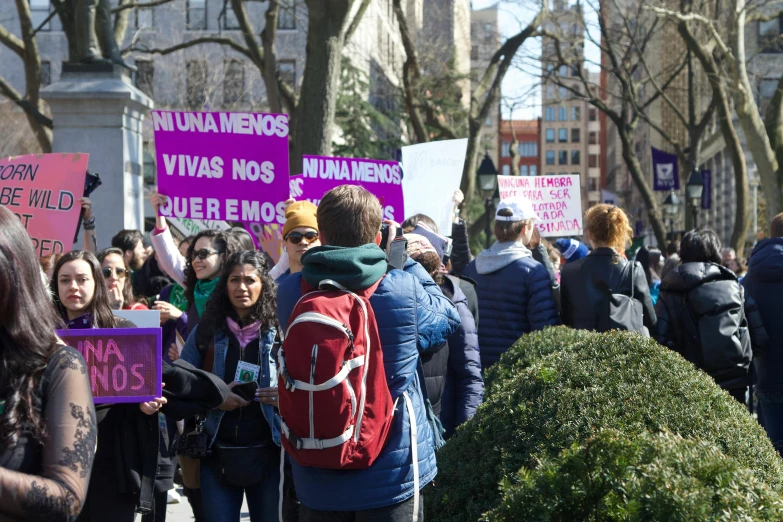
[427,329,783,522]
[487,430,783,522]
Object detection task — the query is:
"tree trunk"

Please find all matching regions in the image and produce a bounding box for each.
[291,0,355,173]
[619,124,666,247]
[764,74,783,211]
[16,0,50,152]
[259,0,282,114]
[459,118,482,218]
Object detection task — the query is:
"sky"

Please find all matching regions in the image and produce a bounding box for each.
[471,0,601,121]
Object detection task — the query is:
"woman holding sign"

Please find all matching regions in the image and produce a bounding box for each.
[49,251,170,522]
[0,206,96,521]
[180,250,281,522]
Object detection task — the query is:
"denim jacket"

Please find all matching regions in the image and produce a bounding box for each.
[181,325,281,447]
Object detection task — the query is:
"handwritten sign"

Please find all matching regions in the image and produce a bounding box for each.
[401,139,467,233]
[56,328,162,404]
[497,175,583,237]
[243,222,285,263]
[1,153,88,256]
[299,156,403,221]
[152,111,290,224]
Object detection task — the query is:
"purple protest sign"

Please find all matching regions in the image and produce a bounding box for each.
[56,328,162,404]
[300,156,403,221]
[652,147,680,191]
[701,170,711,209]
[152,111,290,224]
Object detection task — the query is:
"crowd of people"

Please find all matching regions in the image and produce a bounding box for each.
[1,185,782,522]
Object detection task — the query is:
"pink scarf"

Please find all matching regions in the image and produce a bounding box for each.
[226,317,261,349]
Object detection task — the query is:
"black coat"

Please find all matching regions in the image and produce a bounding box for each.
[742,238,783,392]
[560,248,656,332]
[655,262,768,390]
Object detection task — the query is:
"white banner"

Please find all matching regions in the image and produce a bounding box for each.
[497,175,583,237]
[401,139,468,234]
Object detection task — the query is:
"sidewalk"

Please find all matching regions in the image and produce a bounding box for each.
[143,488,250,522]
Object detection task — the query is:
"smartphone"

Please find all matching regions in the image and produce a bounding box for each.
[380,223,390,251]
[233,381,258,401]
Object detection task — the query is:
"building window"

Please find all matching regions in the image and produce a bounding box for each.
[136,60,154,96]
[759,78,779,99]
[558,65,568,76]
[572,106,581,121]
[588,131,598,145]
[134,7,154,29]
[279,0,296,30]
[501,142,511,157]
[559,86,569,98]
[759,16,783,53]
[40,61,51,87]
[530,165,537,176]
[546,150,555,165]
[558,106,567,121]
[519,141,537,157]
[502,164,510,176]
[186,60,207,108]
[589,154,599,168]
[559,150,568,165]
[572,64,580,76]
[521,165,528,176]
[558,128,568,142]
[187,0,206,30]
[546,172,554,176]
[572,150,580,165]
[222,3,240,29]
[278,60,296,87]
[484,23,493,41]
[589,108,598,121]
[546,129,555,143]
[471,45,479,60]
[545,107,555,121]
[588,177,598,191]
[30,0,50,31]
[223,59,244,105]
[546,85,555,99]
[143,147,156,186]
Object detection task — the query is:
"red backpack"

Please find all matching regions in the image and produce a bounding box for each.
[278,278,394,469]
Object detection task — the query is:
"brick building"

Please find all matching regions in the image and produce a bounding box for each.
[498,119,540,177]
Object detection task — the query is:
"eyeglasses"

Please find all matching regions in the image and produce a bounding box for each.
[191,248,223,260]
[102,267,127,279]
[285,232,319,245]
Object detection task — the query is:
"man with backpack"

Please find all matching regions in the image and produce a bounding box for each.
[742,212,783,453]
[275,185,461,520]
[655,227,767,404]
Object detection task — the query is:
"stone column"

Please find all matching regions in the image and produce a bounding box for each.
[42,63,153,249]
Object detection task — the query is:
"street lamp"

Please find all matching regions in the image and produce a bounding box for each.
[476,152,499,249]
[686,169,704,229]
[662,191,681,238]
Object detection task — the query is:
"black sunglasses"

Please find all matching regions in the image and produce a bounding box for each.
[191,248,223,260]
[285,232,319,244]
[102,267,127,279]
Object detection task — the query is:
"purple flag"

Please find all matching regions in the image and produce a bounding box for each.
[652,147,680,191]
[300,156,404,222]
[701,170,711,209]
[152,111,291,224]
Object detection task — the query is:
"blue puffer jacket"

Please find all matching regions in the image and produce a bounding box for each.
[464,241,560,369]
[743,238,783,392]
[439,276,484,438]
[276,259,460,511]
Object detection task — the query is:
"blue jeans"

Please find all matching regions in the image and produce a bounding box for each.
[200,455,280,522]
[757,390,783,456]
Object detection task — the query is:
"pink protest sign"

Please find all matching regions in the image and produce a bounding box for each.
[0,153,88,256]
[300,156,403,221]
[497,175,583,237]
[152,111,290,224]
[56,328,163,404]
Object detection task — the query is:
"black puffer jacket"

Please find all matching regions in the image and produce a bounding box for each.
[655,262,768,390]
[421,342,449,417]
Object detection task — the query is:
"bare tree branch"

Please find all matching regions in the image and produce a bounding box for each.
[0,24,25,58]
[132,36,255,61]
[112,0,175,13]
[345,0,372,42]
[30,8,58,38]
[0,74,52,129]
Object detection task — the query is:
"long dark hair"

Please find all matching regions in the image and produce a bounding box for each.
[50,250,117,328]
[183,230,229,306]
[0,206,64,444]
[97,247,138,308]
[198,251,277,343]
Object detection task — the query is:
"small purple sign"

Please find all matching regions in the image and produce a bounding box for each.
[152,111,290,224]
[701,170,711,210]
[652,147,680,191]
[56,328,162,404]
[299,156,403,221]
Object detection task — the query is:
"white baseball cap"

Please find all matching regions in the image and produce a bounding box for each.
[495,198,539,222]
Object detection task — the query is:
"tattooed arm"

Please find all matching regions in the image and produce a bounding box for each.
[0,347,96,522]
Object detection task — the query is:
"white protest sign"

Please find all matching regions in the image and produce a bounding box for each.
[167,217,232,238]
[497,175,583,237]
[401,139,468,234]
[112,310,162,328]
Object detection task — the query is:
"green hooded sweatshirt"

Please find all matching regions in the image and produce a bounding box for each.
[301,244,388,291]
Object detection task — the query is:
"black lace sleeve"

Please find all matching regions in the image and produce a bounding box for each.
[0,346,96,522]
